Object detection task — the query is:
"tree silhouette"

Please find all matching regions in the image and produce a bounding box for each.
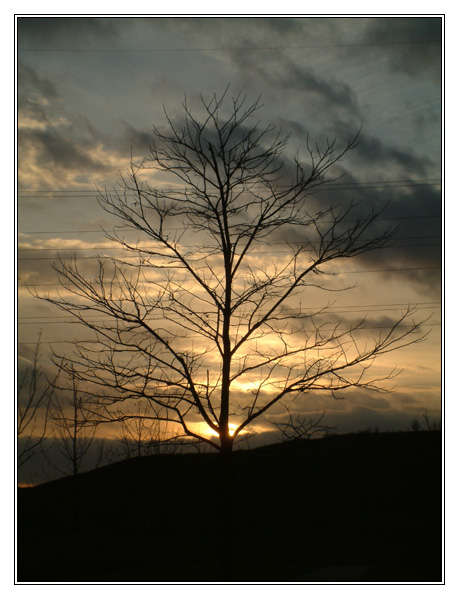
[35,91,426,456]
[268,406,338,441]
[116,399,183,458]
[18,334,58,469]
[46,371,108,476]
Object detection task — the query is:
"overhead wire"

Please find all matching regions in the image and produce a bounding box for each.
[18,178,442,197]
[16,244,442,261]
[18,213,442,236]
[18,302,441,325]
[17,235,442,253]
[18,300,441,326]
[17,317,442,346]
[17,265,441,288]
[18,39,442,53]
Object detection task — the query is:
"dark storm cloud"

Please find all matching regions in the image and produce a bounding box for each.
[331,118,434,177]
[276,118,309,140]
[116,110,289,180]
[291,390,393,413]
[349,184,442,296]
[351,133,430,176]
[229,50,361,119]
[359,17,442,77]
[269,113,441,298]
[17,62,60,133]
[20,127,108,174]
[18,62,114,186]
[270,175,440,298]
[17,16,119,48]
[358,248,441,299]
[117,121,154,156]
[320,404,437,434]
[257,389,441,437]
[302,312,428,338]
[18,62,59,104]
[142,16,309,47]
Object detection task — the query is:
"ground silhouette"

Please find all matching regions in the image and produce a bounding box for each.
[17,431,442,582]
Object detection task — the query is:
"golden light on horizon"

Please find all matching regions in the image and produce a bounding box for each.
[205,423,240,438]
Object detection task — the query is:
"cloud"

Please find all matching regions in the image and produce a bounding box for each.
[351,133,431,176]
[117,121,154,156]
[300,312,427,338]
[141,16,318,49]
[18,63,128,189]
[347,184,441,297]
[359,17,442,78]
[230,50,361,119]
[17,16,119,48]
[20,127,108,173]
[330,118,435,177]
[18,238,117,252]
[249,386,441,443]
[264,118,441,298]
[18,62,59,104]
[266,183,440,298]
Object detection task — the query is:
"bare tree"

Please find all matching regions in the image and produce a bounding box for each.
[410,410,441,433]
[268,406,338,442]
[116,399,182,458]
[34,91,427,456]
[422,410,441,431]
[47,372,108,476]
[17,334,58,469]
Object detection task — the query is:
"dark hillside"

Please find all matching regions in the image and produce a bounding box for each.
[17,431,442,582]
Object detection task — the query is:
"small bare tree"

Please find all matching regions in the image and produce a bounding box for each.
[410,410,441,433]
[268,406,338,442]
[422,410,441,431]
[34,91,427,456]
[116,399,181,458]
[47,372,108,477]
[17,335,58,469]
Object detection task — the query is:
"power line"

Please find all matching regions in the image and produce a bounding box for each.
[17,40,442,53]
[17,300,441,319]
[338,265,440,274]
[17,308,441,325]
[17,322,442,345]
[17,235,442,253]
[17,265,441,287]
[18,308,441,325]
[18,179,442,196]
[16,243,442,260]
[18,214,443,235]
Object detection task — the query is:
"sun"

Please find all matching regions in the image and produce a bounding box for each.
[205,423,239,437]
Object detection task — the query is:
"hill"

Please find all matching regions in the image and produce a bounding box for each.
[17,431,442,583]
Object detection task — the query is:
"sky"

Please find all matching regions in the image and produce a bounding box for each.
[16,16,443,477]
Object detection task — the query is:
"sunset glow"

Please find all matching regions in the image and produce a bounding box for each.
[205,423,240,438]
